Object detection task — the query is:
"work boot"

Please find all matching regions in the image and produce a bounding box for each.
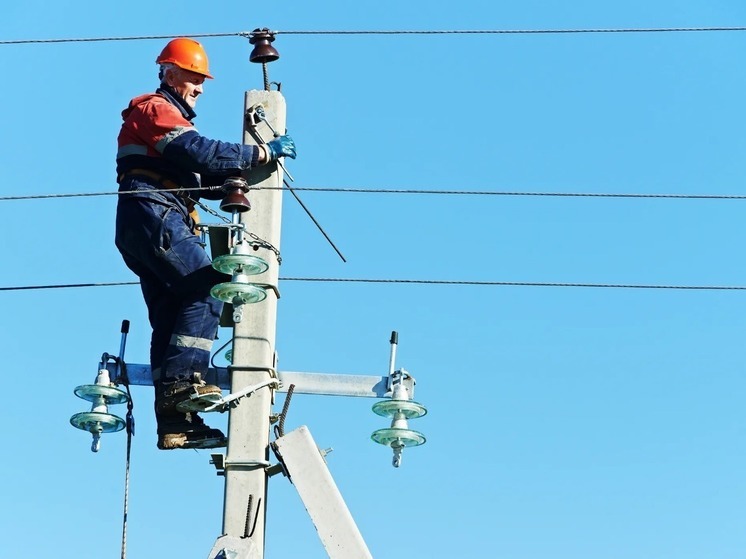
[155,375,222,414]
[156,411,227,450]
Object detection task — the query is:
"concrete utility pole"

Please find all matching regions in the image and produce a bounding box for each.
[221,89,286,553]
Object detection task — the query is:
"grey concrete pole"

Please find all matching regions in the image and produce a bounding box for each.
[221,89,286,556]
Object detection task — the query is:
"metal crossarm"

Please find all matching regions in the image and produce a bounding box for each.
[105,363,415,399]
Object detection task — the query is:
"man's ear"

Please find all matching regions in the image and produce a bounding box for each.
[161,66,176,87]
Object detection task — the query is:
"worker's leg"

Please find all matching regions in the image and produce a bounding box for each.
[160,272,224,385]
[136,268,179,384]
[116,196,228,449]
[116,197,227,378]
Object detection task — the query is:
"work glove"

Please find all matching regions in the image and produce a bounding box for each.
[265,134,297,161]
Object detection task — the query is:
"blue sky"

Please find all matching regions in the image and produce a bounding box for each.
[3,1,746,557]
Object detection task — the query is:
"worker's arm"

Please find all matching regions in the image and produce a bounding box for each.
[118,96,295,195]
[163,130,295,173]
[162,130,261,174]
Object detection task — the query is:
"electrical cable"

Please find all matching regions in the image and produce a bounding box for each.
[210,336,234,370]
[4,27,746,45]
[0,32,243,45]
[0,281,138,291]
[278,188,746,199]
[3,278,746,292]
[279,278,746,290]
[275,27,746,36]
[4,187,746,202]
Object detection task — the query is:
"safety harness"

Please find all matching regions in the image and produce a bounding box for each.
[117,168,201,229]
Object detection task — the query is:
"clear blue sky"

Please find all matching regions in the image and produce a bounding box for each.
[3,1,746,557]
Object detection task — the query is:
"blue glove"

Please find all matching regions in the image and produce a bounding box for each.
[265,135,297,161]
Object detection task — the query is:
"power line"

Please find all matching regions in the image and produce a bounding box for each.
[2,186,746,202]
[265,187,746,199]
[2,278,746,292]
[0,32,243,45]
[283,278,746,290]
[276,27,746,35]
[4,26,746,45]
[0,281,138,291]
[0,191,118,201]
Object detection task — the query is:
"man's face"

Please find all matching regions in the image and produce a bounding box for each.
[166,68,205,108]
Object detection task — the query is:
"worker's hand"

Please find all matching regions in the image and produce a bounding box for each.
[266,135,297,161]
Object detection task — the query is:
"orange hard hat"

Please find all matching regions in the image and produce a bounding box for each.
[156,38,213,79]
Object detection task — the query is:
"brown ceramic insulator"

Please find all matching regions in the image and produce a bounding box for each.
[220,177,251,213]
[249,28,280,64]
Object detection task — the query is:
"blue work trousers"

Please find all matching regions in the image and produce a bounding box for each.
[115,192,227,385]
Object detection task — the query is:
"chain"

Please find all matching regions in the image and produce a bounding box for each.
[188,196,282,264]
[246,232,282,264]
[187,195,230,224]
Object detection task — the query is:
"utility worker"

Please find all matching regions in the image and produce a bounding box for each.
[115,38,296,450]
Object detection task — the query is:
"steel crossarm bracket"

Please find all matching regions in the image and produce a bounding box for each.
[108,364,415,399]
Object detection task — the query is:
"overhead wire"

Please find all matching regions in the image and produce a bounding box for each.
[276,27,746,36]
[2,279,746,292]
[4,27,746,45]
[3,27,744,209]
[275,188,746,199]
[2,187,737,293]
[3,187,746,202]
[3,26,744,294]
[0,32,244,45]
[281,278,746,290]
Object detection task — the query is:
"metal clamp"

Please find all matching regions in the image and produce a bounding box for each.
[187,378,281,413]
[245,103,295,182]
[210,454,272,476]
